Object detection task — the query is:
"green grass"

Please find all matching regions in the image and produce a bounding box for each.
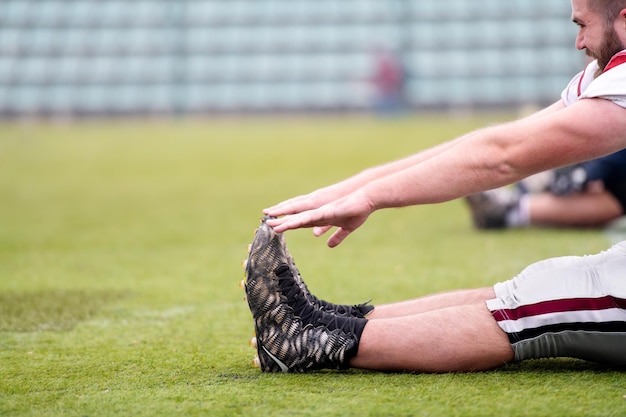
[0,116,624,417]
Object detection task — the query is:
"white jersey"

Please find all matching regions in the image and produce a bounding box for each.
[561,49,626,108]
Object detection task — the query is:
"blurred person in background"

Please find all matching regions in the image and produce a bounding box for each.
[465,149,626,229]
[370,47,406,115]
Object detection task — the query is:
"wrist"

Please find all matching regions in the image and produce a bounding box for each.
[359,180,387,212]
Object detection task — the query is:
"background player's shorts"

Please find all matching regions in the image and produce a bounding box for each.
[486,241,626,365]
[604,179,626,213]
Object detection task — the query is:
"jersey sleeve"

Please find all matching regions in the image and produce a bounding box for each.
[560,60,598,106]
[560,70,584,106]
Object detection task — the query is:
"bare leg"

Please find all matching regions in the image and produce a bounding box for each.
[528,189,622,227]
[351,303,514,372]
[245,217,513,373]
[369,287,495,319]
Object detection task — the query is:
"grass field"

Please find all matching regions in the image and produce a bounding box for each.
[0,115,624,417]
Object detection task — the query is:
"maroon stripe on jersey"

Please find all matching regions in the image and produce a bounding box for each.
[604,51,626,73]
[491,296,626,322]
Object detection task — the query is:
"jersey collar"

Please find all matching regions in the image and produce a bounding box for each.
[603,49,626,73]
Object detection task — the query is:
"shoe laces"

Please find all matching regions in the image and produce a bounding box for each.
[287,261,373,317]
[274,264,363,336]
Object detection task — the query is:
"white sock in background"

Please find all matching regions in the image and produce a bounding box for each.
[505,195,530,227]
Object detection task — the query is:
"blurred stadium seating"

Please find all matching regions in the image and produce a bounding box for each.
[0,0,584,117]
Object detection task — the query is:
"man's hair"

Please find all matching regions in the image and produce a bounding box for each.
[588,0,626,24]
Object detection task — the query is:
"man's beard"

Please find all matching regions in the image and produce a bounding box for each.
[587,25,625,74]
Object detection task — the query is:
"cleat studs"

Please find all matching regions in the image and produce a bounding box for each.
[253,356,260,368]
[249,337,257,349]
[246,244,251,253]
[239,279,245,290]
[243,295,247,302]
[241,259,248,269]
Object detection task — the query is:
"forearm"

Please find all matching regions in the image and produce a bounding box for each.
[340,134,475,192]
[265,132,475,215]
[340,103,564,200]
[361,124,537,209]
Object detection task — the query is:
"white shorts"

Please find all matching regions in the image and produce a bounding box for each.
[486,241,626,365]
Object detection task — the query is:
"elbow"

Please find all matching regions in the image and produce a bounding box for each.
[485,145,533,186]
[484,127,538,184]
[490,147,555,185]
[492,160,521,183]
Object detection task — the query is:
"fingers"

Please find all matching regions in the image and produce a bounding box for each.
[313,225,332,236]
[263,195,314,217]
[267,214,347,248]
[264,185,339,216]
[327,227,352,248]
[264,216,287,232]
[263,189,371,248]
[263,202,296,217]
[265,207,335,234]
[265,214,311,234]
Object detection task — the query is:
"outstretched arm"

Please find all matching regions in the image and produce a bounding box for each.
[263,133,474,215]
[267,98,626,247]
[264,101,566,218]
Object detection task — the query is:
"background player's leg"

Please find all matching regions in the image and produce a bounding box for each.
[528,191,622,227]
[369,287,495,318]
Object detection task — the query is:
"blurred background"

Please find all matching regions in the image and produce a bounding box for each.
[0,0,584,119]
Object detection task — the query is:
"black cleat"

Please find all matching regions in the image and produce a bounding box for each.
[265,215,374,318]
[243,218,367,372]
[464,189,519,229]
[244,216,373,317]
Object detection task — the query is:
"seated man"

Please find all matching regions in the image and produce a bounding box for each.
[243,217,626,372]
[241,0,626,373]
[465,149,626,229]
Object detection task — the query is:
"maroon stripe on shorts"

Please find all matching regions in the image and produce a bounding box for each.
[492,296,626,322]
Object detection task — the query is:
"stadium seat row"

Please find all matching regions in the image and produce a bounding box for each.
[0,0,571,26]
[0,18,576,58]
[0,74,569,114]
[0,48,583,86]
